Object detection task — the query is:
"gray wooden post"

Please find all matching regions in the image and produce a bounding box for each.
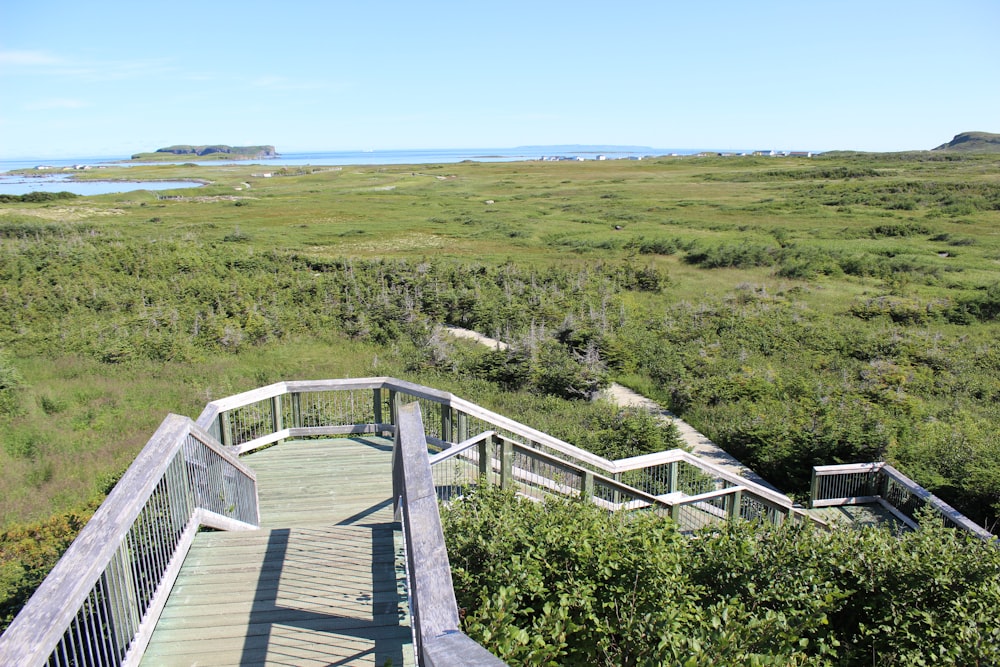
[441,407,453,445]
[291,392,302,429]
[877,468,889,499]
[457,412,469,442]
[388,390,398,426]
[667,461,679,494]
[478,437,490,480]
[728,489,742,520]
[809,468,820,509]
[373,388,383,428]
[670,502,680,523]
[500,438,513,489]
[271,395,283,445]
[219,412,233,450]
[582,470,594,500]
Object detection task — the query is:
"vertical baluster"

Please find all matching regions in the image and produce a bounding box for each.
[66,616,82,667]
[134,514,154,608]
[106,549,133,661]
[91,582,112,666]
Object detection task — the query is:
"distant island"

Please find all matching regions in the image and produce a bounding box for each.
[932,132,1000,153]
[130,145,276,161]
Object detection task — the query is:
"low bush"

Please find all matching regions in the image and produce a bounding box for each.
[443,485,1000,666]
[0,506,94,632]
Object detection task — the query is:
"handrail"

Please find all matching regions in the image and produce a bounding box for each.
[811,462,994,542]
[429,430,497,465]
[0,415,259,667]
[392,402,506,666]
[194,377,802,524]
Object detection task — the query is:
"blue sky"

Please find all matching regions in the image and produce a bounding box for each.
[1,0,997,158]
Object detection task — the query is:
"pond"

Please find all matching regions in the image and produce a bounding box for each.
[0,173,205,196]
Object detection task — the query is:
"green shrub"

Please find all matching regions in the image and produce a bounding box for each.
[0,507,93,632]
[443,486,1000,666]
[0,351,23,418]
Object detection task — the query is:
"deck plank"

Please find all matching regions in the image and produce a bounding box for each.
[142,437,415,666]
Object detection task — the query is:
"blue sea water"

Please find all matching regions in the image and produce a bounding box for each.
[0,146,691,195]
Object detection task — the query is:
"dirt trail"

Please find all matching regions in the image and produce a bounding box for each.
[444,326,779,491]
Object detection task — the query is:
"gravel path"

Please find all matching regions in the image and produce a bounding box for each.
[443,326,779,491]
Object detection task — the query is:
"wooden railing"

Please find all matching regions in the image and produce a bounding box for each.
[194,377,813,532]
[811,462,994,541]
[0,415,259,667]
[393,402,506,666]
[6,377,880,666]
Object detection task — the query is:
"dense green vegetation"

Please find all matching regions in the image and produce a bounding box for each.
[443,485,1000,666]
[1,151,999,644]
[0,191,78,204]
[1,152,998,522]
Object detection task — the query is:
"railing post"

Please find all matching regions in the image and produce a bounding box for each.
[478,437,491,480]
[582,470,594,500]
[373,388,383,426]
[500,437,513,489]
[458,412,469,442]
[442,406,453,445]
[219,412,233,450]
[291,391,302,429]
[271,395,283,444]
[809,468,820,509]
[668,461,679,494]
[388,390,398,426]
[670,502,680,523]
[728,489,742,520]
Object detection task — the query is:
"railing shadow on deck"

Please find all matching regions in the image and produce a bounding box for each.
[236,525,409,666]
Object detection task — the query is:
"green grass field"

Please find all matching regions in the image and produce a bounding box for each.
[2,152,999,532]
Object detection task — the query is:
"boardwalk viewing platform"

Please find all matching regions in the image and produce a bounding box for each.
[0,377,991,667]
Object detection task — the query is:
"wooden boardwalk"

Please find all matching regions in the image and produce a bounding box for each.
[142,437,415,667]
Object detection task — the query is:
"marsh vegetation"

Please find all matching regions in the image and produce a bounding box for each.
[1,152,998,653]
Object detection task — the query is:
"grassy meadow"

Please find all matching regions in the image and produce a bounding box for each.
[2,151,999,528]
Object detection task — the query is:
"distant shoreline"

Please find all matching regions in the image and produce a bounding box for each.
[2,145,824,169]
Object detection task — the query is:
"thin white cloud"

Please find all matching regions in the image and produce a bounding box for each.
[25,98,90,111]
[0,49,175,82]
[0,50,64,67]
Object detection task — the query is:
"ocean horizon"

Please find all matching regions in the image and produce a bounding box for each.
[0,145,716,171]
[0,145,766,196]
